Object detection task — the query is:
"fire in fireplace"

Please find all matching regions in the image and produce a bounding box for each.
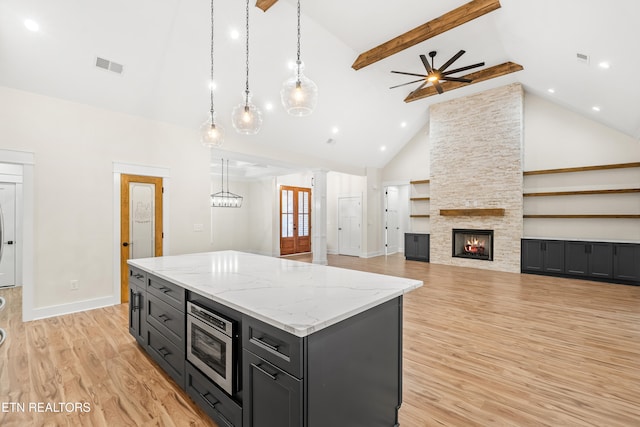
[452,229,493,261]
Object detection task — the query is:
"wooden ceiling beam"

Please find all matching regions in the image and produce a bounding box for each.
[352,0,501,70]
[403,62,523,102]
[256,0,278,12]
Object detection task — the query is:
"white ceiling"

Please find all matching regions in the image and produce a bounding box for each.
[1,0,638,175]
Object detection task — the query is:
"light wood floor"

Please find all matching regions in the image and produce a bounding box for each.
[1,254,639,426]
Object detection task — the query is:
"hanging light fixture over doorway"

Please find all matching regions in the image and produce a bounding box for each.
[201,0,224,147]
[281,0,318,116]
[232,0,262,134]
[211,159,243,208]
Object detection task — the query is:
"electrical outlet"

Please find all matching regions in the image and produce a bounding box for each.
[70,280,79,290]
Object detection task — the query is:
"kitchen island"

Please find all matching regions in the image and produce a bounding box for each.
[128,251,422,427]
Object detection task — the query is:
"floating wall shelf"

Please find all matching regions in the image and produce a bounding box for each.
[524,214,640,219]
[523,162,640,176]
[524,189,640,197]
[440,208,505,217]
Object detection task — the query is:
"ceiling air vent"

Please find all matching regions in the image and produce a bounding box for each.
[95,57,124,74]
[576,53,590,64]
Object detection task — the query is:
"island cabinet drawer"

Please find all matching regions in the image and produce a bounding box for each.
[242,316,303,378]
[147,274,185,311]
[186,362,242,427]
[146,324,185,388]
[146,293,185,348]
[128,266,146,288]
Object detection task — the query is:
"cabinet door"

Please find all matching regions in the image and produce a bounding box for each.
[417,234,429,261]
[589,243,613,278]
[128,283,145,345]
[243,350,302,427]
[404,234,416,259]
[521,240,544,272]
[565,242,590,276]
[613,244,640,282]
[543,240,565,273]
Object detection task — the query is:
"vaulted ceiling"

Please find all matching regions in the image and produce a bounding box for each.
[1,0,638,173]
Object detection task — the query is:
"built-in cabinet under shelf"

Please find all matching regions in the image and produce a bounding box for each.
[523,163,640,220]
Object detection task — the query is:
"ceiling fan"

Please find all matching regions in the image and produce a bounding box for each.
[390,50,485,95]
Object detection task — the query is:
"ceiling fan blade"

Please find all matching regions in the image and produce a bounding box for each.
[442,62,485,76]
[420,54,434,74]
[438,50,465,72]
[409,81,429,95]
[391,71,428,78]
[389,78,426,89]
[441,77,473,83]
[433,80,444,94]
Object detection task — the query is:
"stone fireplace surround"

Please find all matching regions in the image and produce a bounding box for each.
[429,83,524,273]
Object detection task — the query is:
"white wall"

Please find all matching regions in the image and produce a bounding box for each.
[382,122,430,182]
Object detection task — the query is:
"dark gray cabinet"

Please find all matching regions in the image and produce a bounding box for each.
[565,242,613,279]
[243,350,302,427]
[243,297,403,427]
[522,239,637,285]
[521,239,564,273]
[613,243,640,282]
[186,362,242,427]
[404,233,429,262]
[128,268,146,346]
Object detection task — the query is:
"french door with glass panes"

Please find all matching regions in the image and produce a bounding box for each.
[280,186,311,256]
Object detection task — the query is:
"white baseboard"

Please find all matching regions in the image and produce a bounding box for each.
[29,295,117,321]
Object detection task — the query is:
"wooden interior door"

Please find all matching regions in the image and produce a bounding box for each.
[120,174,163,303]
[280,186,311,256]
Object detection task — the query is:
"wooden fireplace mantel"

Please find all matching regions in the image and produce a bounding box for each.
[440,208,505,217]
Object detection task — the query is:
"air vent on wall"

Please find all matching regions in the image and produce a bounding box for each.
[576,53,590,64]
[95,56,124,74]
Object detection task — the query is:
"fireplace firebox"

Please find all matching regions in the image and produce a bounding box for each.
[452,229,493,261]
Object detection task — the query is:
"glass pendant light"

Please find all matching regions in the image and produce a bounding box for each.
[232,0,262,134]
[281,0,317,117]
[201,0,224,147]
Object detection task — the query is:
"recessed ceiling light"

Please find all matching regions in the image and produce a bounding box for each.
[209,81,217,91]
[331,126,339,134]
[287,60,296,70]
[592,106,601,112]
[400,121,407,128]
[24,19,39,32]
[598,62,610,69]
[265,102,274,111]
[230,29,240,40]
[547,88,555,94]
[380,146,387,152]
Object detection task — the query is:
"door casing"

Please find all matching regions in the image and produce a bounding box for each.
[120,174,163,303]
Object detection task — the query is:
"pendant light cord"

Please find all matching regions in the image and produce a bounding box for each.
[209,0,215,124]
[244,0,250,106]
[296,0,301,82]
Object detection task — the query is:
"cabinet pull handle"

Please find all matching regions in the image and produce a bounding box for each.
[158,347,170,358]
[254,336,280,352]
[132,292,141,311]
[199,392,233,427]
[158,314,170,322]
[251,363,278,380]
[157,286,171,293]
[133,273,144,279]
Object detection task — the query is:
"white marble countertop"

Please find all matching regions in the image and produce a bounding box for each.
[128,251,422,337]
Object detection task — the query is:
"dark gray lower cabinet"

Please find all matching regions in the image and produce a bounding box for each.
[521,239,564,273]
[242,297,403,427]
[565,242,613,279]
[522,239,637,285]
[186,362,242,427]
[613,243,640,281]
[128,281,146,346]
[404,233,429,262]
[243,350,302,427]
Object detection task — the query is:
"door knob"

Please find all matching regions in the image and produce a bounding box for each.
[122,242,129,247]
